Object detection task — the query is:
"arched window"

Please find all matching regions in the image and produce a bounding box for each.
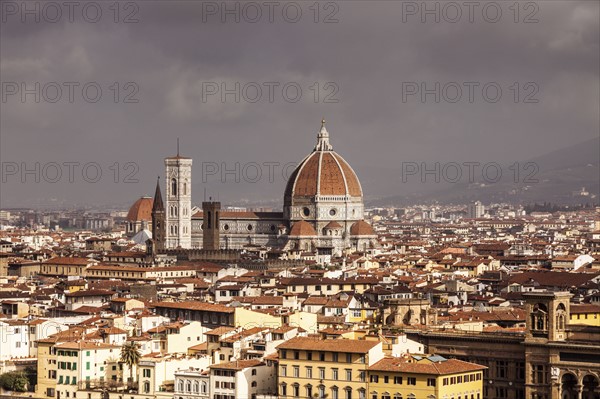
[251,381,257,387]
[531,303,548,331]
[178,380,184,392]
[193,381,199,393]
[201,381,207,394]
[186,380,191,392]
[143,381,150,393]
[183,182,187,195]
[251,369,257,376]
[171,178,177,196]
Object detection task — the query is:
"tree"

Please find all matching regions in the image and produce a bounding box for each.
[120,341,142,384]
[0,371,29,392]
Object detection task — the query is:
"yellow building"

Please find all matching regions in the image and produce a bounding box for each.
[368,355,486,399]
[276,337,384,399]
[36,327,88,398]
[569,304,600,327]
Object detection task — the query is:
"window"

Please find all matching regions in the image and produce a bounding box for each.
[281,366,287,377]
[320,352,326,361]
[427,378,436,387]
[319,368,326,379]
[307,352,313,361]
[532,364,547,384]
[359,371,366,382]
[516,362,525,381]
[281,350,287,359]
[407,377,416,385]
[306,385,313,398]
[370,375,379,383]
[293,366,299,378]
[294,351,300,360]
[346,353,353,363]
[333,353,339,362]
[496,361,508,379]
[332,368,339,380]
[306,367,313,379]
[394,376,402,384]
[332,386,339,399]
[346,369,352,381]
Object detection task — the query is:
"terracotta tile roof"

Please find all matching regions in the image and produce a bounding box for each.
[289,221,317,237]
[127,197,153,222]
[369,357,487,375]
[350,220,375,236]
[209,359,264,371]
[276,337,379,353]
[151,301,234,313]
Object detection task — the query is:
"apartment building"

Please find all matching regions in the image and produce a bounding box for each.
[276,337,385,399]
[368,355,486,399]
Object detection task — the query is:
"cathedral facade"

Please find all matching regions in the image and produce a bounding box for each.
[148,121,377,256]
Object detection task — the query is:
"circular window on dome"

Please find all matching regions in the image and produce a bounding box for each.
[247,224,253,231]
[223,224,230,231]
[329,208,337,216]
[302,207,310,217]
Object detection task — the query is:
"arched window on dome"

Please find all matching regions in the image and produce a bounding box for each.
[171,178,177,196]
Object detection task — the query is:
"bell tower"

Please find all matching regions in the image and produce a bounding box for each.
[524,291,571,341]
[202,201,221,250]
[165,146,193,249]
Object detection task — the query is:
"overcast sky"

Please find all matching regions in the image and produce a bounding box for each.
[1,0,598,209]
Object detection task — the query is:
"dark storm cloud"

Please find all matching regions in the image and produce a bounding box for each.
[1,0,598,208]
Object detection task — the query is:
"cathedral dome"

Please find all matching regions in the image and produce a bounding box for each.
[284,120,363,205]
[127,197,153,222]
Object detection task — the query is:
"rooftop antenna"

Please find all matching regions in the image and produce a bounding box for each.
[177,138,180,157]
[204,187,207,201]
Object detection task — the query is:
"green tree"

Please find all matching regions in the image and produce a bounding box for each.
[0,371,29,392]
[120,341,142,384]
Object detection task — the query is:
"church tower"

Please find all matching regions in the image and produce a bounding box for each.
[151,177,166,252]
[165,151,193,249]
[202,201,221,250]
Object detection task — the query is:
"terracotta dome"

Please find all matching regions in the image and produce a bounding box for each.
[324,221,343,229]
[289,220,317,236]
[127,197,153,222]
[350,220,375,236]
[284,121,362,205]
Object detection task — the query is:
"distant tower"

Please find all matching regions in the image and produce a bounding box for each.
[467,201,485,218]
[202,201,221,250]
[151,177,166,252]
[165,148,193,249]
